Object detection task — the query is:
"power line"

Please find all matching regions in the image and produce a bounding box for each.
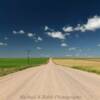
[26,50,31,65]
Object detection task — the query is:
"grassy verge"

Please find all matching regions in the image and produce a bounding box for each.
[0,58,48,76]
[72,66,100,74]
[53,58,100,75]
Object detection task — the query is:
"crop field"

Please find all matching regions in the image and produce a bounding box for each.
[0,58,48,76]
[53,58,100,74]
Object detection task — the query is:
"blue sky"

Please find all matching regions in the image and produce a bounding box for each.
[0,0,100,57]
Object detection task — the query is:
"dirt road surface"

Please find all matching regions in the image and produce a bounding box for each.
[0,59,100,100]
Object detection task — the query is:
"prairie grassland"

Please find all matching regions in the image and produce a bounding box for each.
[53,58,100,74]
[0,58,48,76]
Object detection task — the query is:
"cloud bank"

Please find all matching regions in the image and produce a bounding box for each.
[63,15,100,32]
[45,15,100,41]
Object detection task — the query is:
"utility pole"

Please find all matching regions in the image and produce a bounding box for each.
[27,50,31,65]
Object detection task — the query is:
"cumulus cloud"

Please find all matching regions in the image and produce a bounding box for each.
[36,47,42,50]
[27,33,34,37]
[37,36,43,41]
[12,30,17,34]
[63,15,100,33]
[45,26,72,40]
[0,42,7,46]
[83,15,100,31]
[34,36,43,42]
[44,26,49,31]
[19,30,25,34]
[63,26,73,32]
[61,43,67,47]
[44,26,54,32]
[74,16,100,32]
[12,30,25,34]
[29,33,42,41]
[47,31,66,40]
[12,30,43,43]
[74,24,85,32]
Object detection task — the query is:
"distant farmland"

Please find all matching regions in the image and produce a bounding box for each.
[53,58,100,74]
[0,58,48,76]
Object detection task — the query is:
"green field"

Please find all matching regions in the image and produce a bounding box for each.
[0,58,48,76]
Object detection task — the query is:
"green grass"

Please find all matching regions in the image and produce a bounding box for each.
[0,58,48,76]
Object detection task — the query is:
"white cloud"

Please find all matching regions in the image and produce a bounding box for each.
[27,33,34,37]
[68,47,76,51]
[12,30,17,34]
[12,30,25,34]
[63,15,100,33]
[75,15,100,32]
[0,42,7,46]
[61,43,67,47]
[83,15,100,31]
[36,47,42,50]
[63,26,73,32]
[34,36,43,42]
[19,30,25,34]
[47,31,66,40]
[37,36,43,41]
[12,30,43,43]
[74,24,85,32]
[44,26,54,32]
[44,26,49,31]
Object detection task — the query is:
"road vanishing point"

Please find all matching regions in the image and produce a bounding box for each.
[0,59,100,100]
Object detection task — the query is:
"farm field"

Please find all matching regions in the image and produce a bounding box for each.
[0,58,48,76]
[53,58,100,74]
[1,59,100,100]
